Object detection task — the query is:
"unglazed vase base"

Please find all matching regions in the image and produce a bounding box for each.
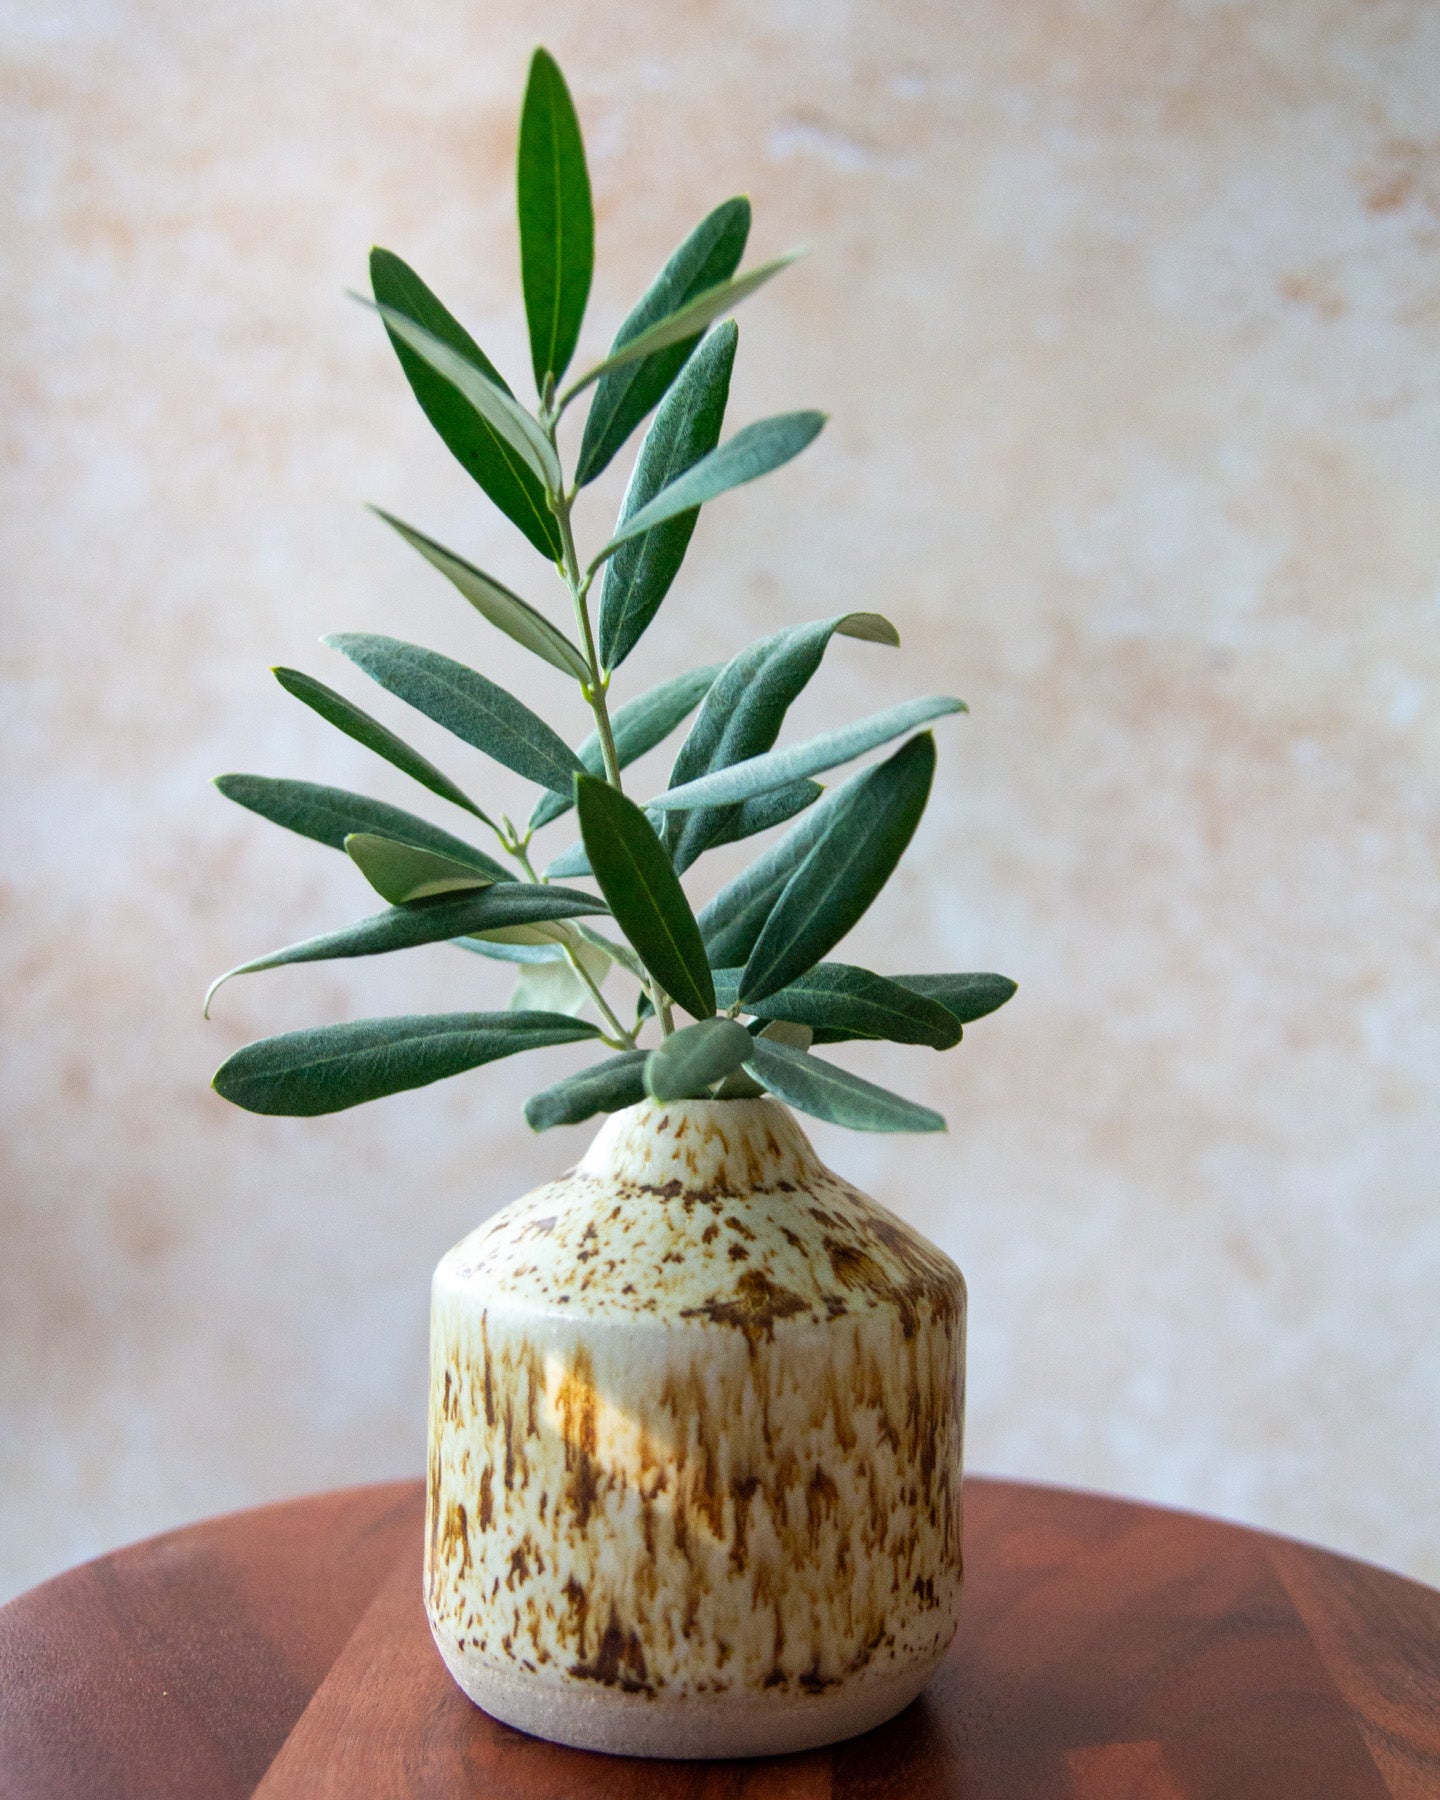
[437,1635,950,1759]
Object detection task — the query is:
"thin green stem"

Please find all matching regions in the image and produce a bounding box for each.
[545,425,673,1040]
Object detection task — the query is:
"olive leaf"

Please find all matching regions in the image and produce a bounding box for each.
[712,961,963,1049]
[575,774,714,1020]
[590,411,824,569]
[517,48,593,391]
[738,733,936,1004]
[214,1012,599,1116]
[562,248,805,410]
[271,666,487,821]
[652,694,961,818]
[662,612,898,869]
[597,323,737,672]
[743,1037,945,1133]
[525,1051,650,1131]
[344,834,496,905]
[645,1017,754,1102]
[205,883,607,1014]
[214,775,510,878]
[369,511,589,680]
[575,197,750,486]
[325,635,583,793]
[358,299,562,492]
[369,249,561,559]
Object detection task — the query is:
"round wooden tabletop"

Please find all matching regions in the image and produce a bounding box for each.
[1,1478,1437,1799]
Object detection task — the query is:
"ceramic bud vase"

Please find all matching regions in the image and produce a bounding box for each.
[425,1096,966,1759]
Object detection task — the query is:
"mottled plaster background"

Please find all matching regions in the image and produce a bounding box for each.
[3,0,1438,1604]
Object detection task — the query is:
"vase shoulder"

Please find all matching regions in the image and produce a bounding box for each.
[435,1098,964,1333]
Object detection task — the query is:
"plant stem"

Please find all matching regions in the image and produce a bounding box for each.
[551,485,621,788]
[545,440,673,1040]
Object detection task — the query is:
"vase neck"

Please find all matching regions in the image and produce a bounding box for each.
[578,1098,826,1195]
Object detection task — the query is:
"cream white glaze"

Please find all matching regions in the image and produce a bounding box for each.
[425,1098,966,1757]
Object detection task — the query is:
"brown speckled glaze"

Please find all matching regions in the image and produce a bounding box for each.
[425,1097,966,1757]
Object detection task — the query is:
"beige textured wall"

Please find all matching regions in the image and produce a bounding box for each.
[3,0,1438,1604]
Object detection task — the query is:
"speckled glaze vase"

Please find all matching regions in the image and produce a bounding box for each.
[424,1096,966,1759]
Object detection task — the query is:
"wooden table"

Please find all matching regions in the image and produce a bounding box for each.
[2,1478,1437,1798]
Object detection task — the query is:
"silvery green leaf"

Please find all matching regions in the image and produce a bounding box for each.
[325,634,583,793]
[591,410,824,567]
[371,511,589,680]
[205,883,606,1013]
[712,959,962,1049]
[452,934,568,965]
[697,769,858,969]
[213,1012,599,1116]
[344,834,498,905]
[644,1017,754,1101]
[575,197,750,486]
[704,781,821,848]
[663,612,897,869]
[889,972,1018,1025]
[739,734,936,1004]
[562,249,805,408]
[651,694,962,816]
[369,250,561,559]
[359,299,562,492]
[517,48,593,390]
[214,775,510,879]
[528,663,720,831]
[743,1037,945,1134]
[597,324,737,671]
[272,666,487,822]
[525,1051,650,1130]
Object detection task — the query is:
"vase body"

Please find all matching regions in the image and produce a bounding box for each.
[425,1097,966,1758]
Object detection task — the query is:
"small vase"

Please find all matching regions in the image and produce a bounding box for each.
[425,1096,966,1759]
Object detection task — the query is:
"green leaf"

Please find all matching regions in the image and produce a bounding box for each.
[652,694,962,818]
[370,511,589,680]
[214,1011,599,1116]
[271,666,487,822]
[743,1037,945,1133]
[704,780,822,848]
[575,197,750,487]
[214,775,510,878]
[662,613,899,870]
[562,248,805,410]
[696,768,858,970]
[517,48,594,391]
[205,883,607,1013]
[644,1017,754,1102]
[592,411,824,567]
[508,943,607,1018]
[325,634,583,793]
[452,934,568,965]
[528,663,720,831]
[712,962,962,1049]
[525,1050,649,1130]
[360,298,562,492]
[343,834,496,904]
[890,972,1017,1024]
[739,733,936,1004]
[369,249,561,559]
[575,774,714,1020]
[597,323,737,671]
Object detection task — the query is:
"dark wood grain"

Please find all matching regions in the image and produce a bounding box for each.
[3,1478,1437,1799]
